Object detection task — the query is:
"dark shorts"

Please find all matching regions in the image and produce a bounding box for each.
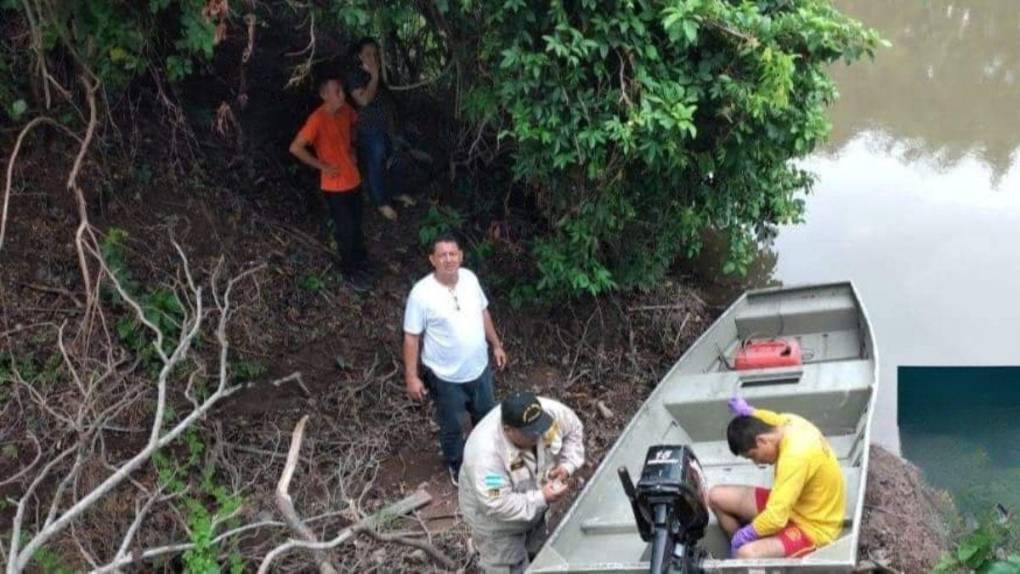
[753,487,817,558]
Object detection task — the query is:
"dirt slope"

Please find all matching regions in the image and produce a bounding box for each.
[859,445,954,573]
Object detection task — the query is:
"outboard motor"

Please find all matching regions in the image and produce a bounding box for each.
[619,445,709,574]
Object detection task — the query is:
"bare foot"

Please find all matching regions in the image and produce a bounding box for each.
[395,194,416,207]
[378,205,398,221]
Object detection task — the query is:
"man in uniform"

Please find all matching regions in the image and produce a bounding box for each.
[459,391,585,573]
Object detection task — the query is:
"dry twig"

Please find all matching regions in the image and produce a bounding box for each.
[274,415,338,574]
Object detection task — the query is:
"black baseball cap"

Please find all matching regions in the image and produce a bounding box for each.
[502,391,553,435]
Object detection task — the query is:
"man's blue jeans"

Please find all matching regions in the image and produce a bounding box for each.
[426,366,496,472]
[357,128,392,208]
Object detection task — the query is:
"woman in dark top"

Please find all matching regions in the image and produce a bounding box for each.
[347,37,415,221]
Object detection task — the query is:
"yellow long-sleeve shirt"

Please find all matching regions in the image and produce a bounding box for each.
[751,409,845,546]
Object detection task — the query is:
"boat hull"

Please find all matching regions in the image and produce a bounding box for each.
[529,282,879,573]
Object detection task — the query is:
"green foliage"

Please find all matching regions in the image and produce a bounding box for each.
[231,359,267,383]
[101,227,136,291]
[29,545,72,574]
[5,0,881,301]
[153,427,245,573]
[418,205,465,250]
[102,228,186,373]
[0,5,30,121]
[317,2,449,81]
[5,0,218,99]
[8,99,27,120]
[934,511,1020,573]
[467,238,494,270]
[0,351,64,405]
[298,273,326,293]
[330,0,881,298]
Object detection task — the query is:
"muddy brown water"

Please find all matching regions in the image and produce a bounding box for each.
[703,0,1020,454]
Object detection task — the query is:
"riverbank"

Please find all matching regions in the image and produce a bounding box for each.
[1,138,954,572]
[0,133,718,570]
[859,445,954,573]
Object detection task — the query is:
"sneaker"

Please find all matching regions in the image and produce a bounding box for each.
[448,467,459,488]
[378,205,398,221]
[395,193,417,208]
[343,272,371,293]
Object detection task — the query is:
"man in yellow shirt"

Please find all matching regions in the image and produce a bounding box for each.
[708,397,845,559]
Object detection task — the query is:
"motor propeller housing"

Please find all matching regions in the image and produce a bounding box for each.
[619,445,709,574]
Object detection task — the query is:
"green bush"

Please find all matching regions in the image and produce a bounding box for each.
[934,511,1020,574]
[327,0,883,298]
[101,228,186,373]
[153,427,245,573]
[5,0,217,90]
[6,0,883,301]
[418,205,466,250]
[298,273,326,293]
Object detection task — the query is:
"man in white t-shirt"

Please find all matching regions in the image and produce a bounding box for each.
[403,232,508,485]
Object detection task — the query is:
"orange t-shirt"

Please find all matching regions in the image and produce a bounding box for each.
[296,104,361,192]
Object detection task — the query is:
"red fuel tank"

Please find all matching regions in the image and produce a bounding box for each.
[734,338,802,370]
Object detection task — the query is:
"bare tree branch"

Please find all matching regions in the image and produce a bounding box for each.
[88,519,285,574]
[357,526,458,571]
[0,434,42,488]
[257,490,434,574]
[274,415,337,574]
[6,254,265,573]
[0,116,82,259]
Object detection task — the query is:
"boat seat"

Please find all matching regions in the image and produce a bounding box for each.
[735,286,859,337]
[660,359,874,441]
[691,433,864,467]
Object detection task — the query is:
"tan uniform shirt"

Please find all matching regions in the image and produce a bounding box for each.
[459,398,585,535]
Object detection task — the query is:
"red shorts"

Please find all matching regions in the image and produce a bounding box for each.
[753,487,817,558]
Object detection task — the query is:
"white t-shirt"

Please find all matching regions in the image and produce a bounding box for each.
[403,269,490,383]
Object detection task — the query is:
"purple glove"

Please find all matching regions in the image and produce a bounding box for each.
[728,396,754,417]
[730,524,759,556]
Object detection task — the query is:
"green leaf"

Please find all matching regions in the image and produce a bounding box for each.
[958,531,994,567]
[9,99,27,120]
[981,562,1020,574]
[683,20,698,43]
[116,318,135,340]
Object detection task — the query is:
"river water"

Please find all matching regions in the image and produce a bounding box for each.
[717,0,1020,454]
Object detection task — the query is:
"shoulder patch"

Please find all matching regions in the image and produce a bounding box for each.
[543,421,560,443]
[483,473,506,489]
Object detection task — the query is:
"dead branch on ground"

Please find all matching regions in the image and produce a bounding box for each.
[0,116,83,258]
[259,416,455,573]
[4,245,269,572]
[275,415,338,574]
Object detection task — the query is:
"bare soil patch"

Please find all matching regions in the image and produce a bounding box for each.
[859,445,954,573]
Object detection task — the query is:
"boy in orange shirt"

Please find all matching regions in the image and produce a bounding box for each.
[289,69,370,292]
